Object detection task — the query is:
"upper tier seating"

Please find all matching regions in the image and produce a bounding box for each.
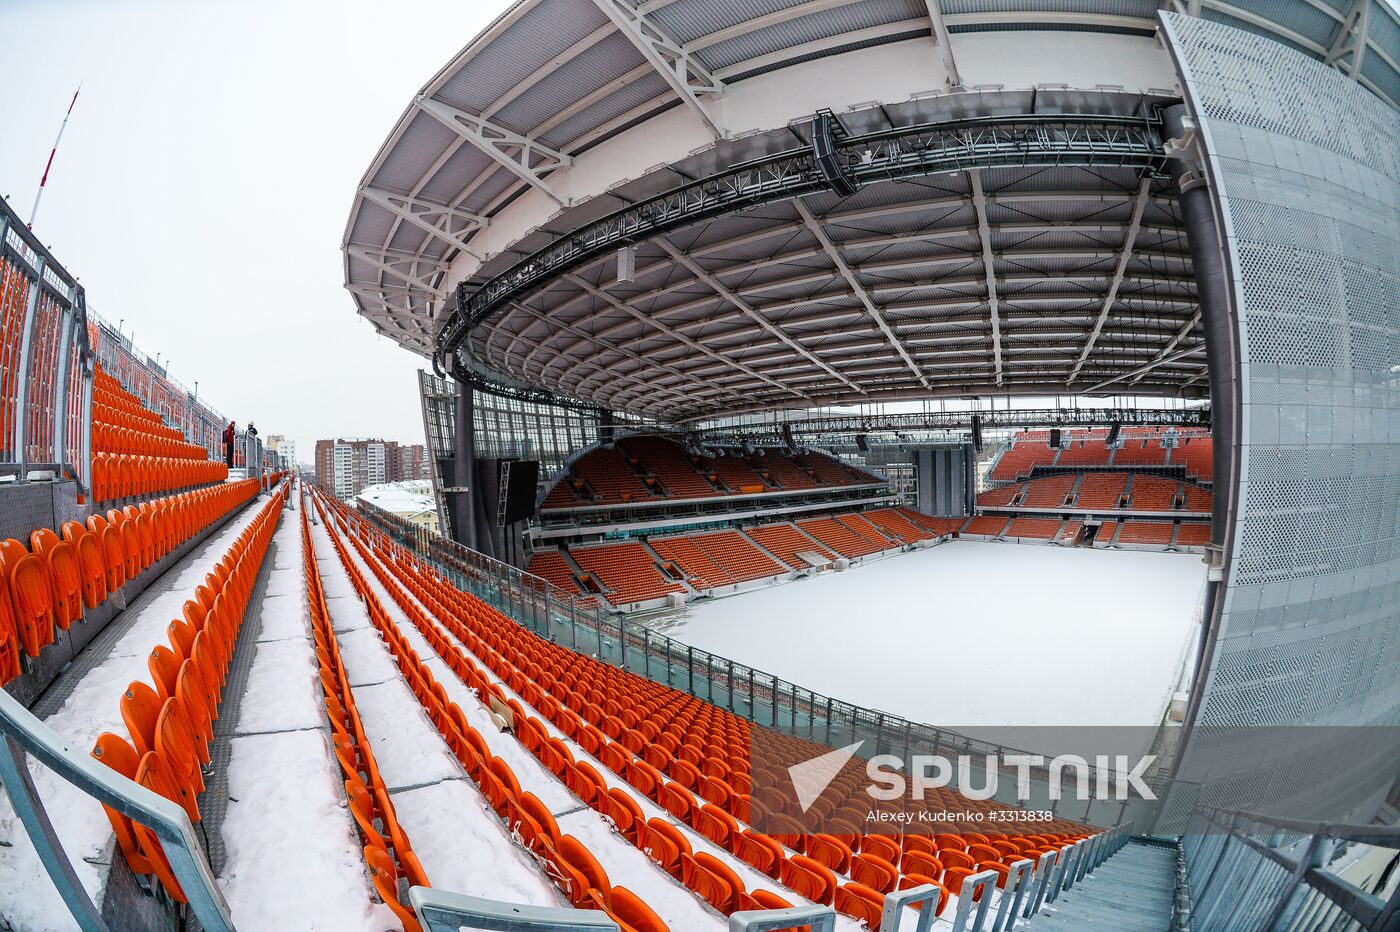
[755,452,817,490]
[542,438,883,510]
[1127,476,1181,511]
[989,440,1056,482]
[620,436,719,499]
[91,366,228,503]
[1053,438,1110,468]
[697,452,770,495]
[570,542,684,606]
[1174,435,1214,482]
[572,448,658,504]
[1112,438,1168,467]
[794,452,874,487]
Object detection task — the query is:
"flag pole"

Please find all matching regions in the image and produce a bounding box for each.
[29,85,82,230]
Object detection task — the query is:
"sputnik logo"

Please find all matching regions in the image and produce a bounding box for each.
[787,741,865,813]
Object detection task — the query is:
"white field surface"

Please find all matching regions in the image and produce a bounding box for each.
[644,540,1207,752]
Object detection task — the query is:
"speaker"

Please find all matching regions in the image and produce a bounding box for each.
[970,415,982,452]
[781,424,795,451]
[494,459,540,526]
[811,113,857,197]
[1049,428,1061,449]
[1106,422,1122,446]
[855,433,868,452]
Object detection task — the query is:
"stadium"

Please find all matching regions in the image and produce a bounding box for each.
[1,0,1398,930]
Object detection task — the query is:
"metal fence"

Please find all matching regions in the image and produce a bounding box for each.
[0,196,93,487]
[1180,807,1400,930]
[356,499,1162,829]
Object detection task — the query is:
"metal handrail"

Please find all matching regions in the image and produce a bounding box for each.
[0,689,233,932]
[1184,806,1400,930]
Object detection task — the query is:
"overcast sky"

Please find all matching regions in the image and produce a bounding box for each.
[2,0,514,463]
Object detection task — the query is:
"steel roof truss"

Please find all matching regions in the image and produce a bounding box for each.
[415,96,573,206]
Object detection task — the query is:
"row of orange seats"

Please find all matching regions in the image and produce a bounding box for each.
[300,502,429,931]
[314,492,673,931]
[90,485,286,902]
[93,367,164,428]
[328,498,932,926]
[92,452,228,502]
[93,420,209,460]
[0,478,265,687]
[334,497,1100,925]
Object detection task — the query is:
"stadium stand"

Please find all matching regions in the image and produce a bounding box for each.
[1005,517,1065,540]
[541,437,881,511]
[987,438,1057,482]
[744,523,835,570]
[862,508,933,545]
[963,516,1010,537]
[90,488,286,905]
[978,473,1210,517]
[572,447,659,504]
[619,436,719,499]
[698,451,770,495]
[570,542,685,607]
[685,531,785,583]
[1116,522,1176,545]
[309,490,1101,928]
[796,516,889,558]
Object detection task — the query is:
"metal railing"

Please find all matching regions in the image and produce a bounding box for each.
[403,827,1135,931]
[0,195,94,488]
[356,499,1160,827]
[0,688,233,932]
[1181,807,1400,931]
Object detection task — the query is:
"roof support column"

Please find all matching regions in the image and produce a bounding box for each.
[968,170,1004,385]
[922,0,963,87]
[1068,176,1152,383]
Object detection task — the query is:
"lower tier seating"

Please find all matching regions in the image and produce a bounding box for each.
[570,542,685,606]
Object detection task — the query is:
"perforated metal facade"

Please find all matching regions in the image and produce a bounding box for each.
[1163,14,1400,819]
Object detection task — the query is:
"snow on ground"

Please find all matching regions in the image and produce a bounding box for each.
[218,513,384,932]
[356,482,434,516]
[644,541,1206,751]
[0,498,271,932]
[310,519,559,909]
[220,730,392,932]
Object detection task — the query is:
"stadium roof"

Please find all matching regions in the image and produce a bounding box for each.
[344,0,1399,420]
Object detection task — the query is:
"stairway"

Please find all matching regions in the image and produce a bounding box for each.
[1026,839,1178,931]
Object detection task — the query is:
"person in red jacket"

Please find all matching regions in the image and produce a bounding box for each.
[223,421,236,468]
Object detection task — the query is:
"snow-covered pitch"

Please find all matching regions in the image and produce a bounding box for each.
[645,541,1206,747]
